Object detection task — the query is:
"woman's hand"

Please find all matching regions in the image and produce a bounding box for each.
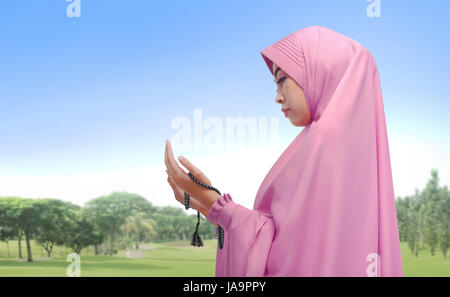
[165,169,206,215]
[165,170,219,229]
[164,140,221,218]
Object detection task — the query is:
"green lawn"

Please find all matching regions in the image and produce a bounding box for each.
[401,242,449,277]
[0,241,448,276]
[0,239,218,277]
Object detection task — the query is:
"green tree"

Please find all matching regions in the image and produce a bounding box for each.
[396,196,409,242]
[35,199,80,257]
[437,186,450,258]
[84,191,153,256]
[121,210,157,249]
[0,197,43,262]
[0,225,15,258]
[82,208,105,256]
[419,169,441,256]
[405,190,422,257]
[64,209,99,254]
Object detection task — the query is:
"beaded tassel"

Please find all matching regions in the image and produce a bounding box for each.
[184,172,224,249]
[191,211,203,247]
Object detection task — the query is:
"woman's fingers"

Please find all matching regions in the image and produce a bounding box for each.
[185,193,203,212]
[167,175,181,197]
[166,171,204,211]
[164,141,170,174]
[165,140,205,184]
[166,171,184,203]
[165,140,178,178]
[164,140,174,177]
[166,141,199,191]
[166,140,186,179]
[178,156,211,185]
[164,140,214,208]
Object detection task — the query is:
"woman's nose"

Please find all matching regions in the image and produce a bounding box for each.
[274,93,284,104]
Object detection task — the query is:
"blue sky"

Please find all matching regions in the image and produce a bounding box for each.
[0,0,449,208]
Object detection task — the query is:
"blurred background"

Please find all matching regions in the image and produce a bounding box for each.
[0,0,449,276]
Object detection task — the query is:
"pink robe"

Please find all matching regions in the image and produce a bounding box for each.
[207,26,403,277]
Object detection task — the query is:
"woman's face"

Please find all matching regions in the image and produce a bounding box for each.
[273,63,311,126]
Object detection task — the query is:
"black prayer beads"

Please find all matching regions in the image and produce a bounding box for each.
[184,172,224,250]
[184,192,190,210]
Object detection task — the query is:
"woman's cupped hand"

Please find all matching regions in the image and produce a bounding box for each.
[164,140,220,225]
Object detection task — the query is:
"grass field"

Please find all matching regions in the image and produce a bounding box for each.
[400,242,449,276]
[0,241,448,276]
[0,239,218,277]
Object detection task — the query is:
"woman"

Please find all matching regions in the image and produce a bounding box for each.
[164,25,403,276]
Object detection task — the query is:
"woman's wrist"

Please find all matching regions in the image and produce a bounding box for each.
[197,205,208,218]
[204,191,221,216]
[198,204,218,229]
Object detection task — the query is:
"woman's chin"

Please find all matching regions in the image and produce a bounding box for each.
[289,117,305,127]
[290,120,300,127]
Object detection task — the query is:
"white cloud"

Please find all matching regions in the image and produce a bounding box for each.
[389,132,450,197]
[0,147,282,212]
[1,136,448,211]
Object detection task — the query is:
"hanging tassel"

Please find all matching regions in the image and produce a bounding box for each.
[191,211,204,247]
[185,172,224,249]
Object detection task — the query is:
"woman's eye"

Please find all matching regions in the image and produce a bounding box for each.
[276,77,287,91]
[275,77,287,93]
[277,77,287,85]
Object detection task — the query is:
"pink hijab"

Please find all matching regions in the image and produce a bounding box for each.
[207,26,403,276]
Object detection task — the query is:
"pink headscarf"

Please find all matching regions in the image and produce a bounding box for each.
[207,26,403,276]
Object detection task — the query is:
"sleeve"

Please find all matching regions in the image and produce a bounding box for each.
[207,193,276,277]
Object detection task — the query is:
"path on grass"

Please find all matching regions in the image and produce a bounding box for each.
[125,244,156,259]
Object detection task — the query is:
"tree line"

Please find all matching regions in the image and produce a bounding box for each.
[396,168,450,258]
[2,168,448,262]
[0,191,217,262]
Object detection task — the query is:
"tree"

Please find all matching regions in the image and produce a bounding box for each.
[0,197,43,262]
[84,191,153,256]
[396,197,409,242]
[405,190,422,257]
[419,169,441,256]
[82,208,105,256]
[0,225,15,258]
[121,210,156,249]
[437,186,450,258]
[35,199,80,257]
[396,169,450,259]
[65,209,99,254]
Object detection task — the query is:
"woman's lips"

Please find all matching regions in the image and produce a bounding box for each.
[283,109,290,116]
